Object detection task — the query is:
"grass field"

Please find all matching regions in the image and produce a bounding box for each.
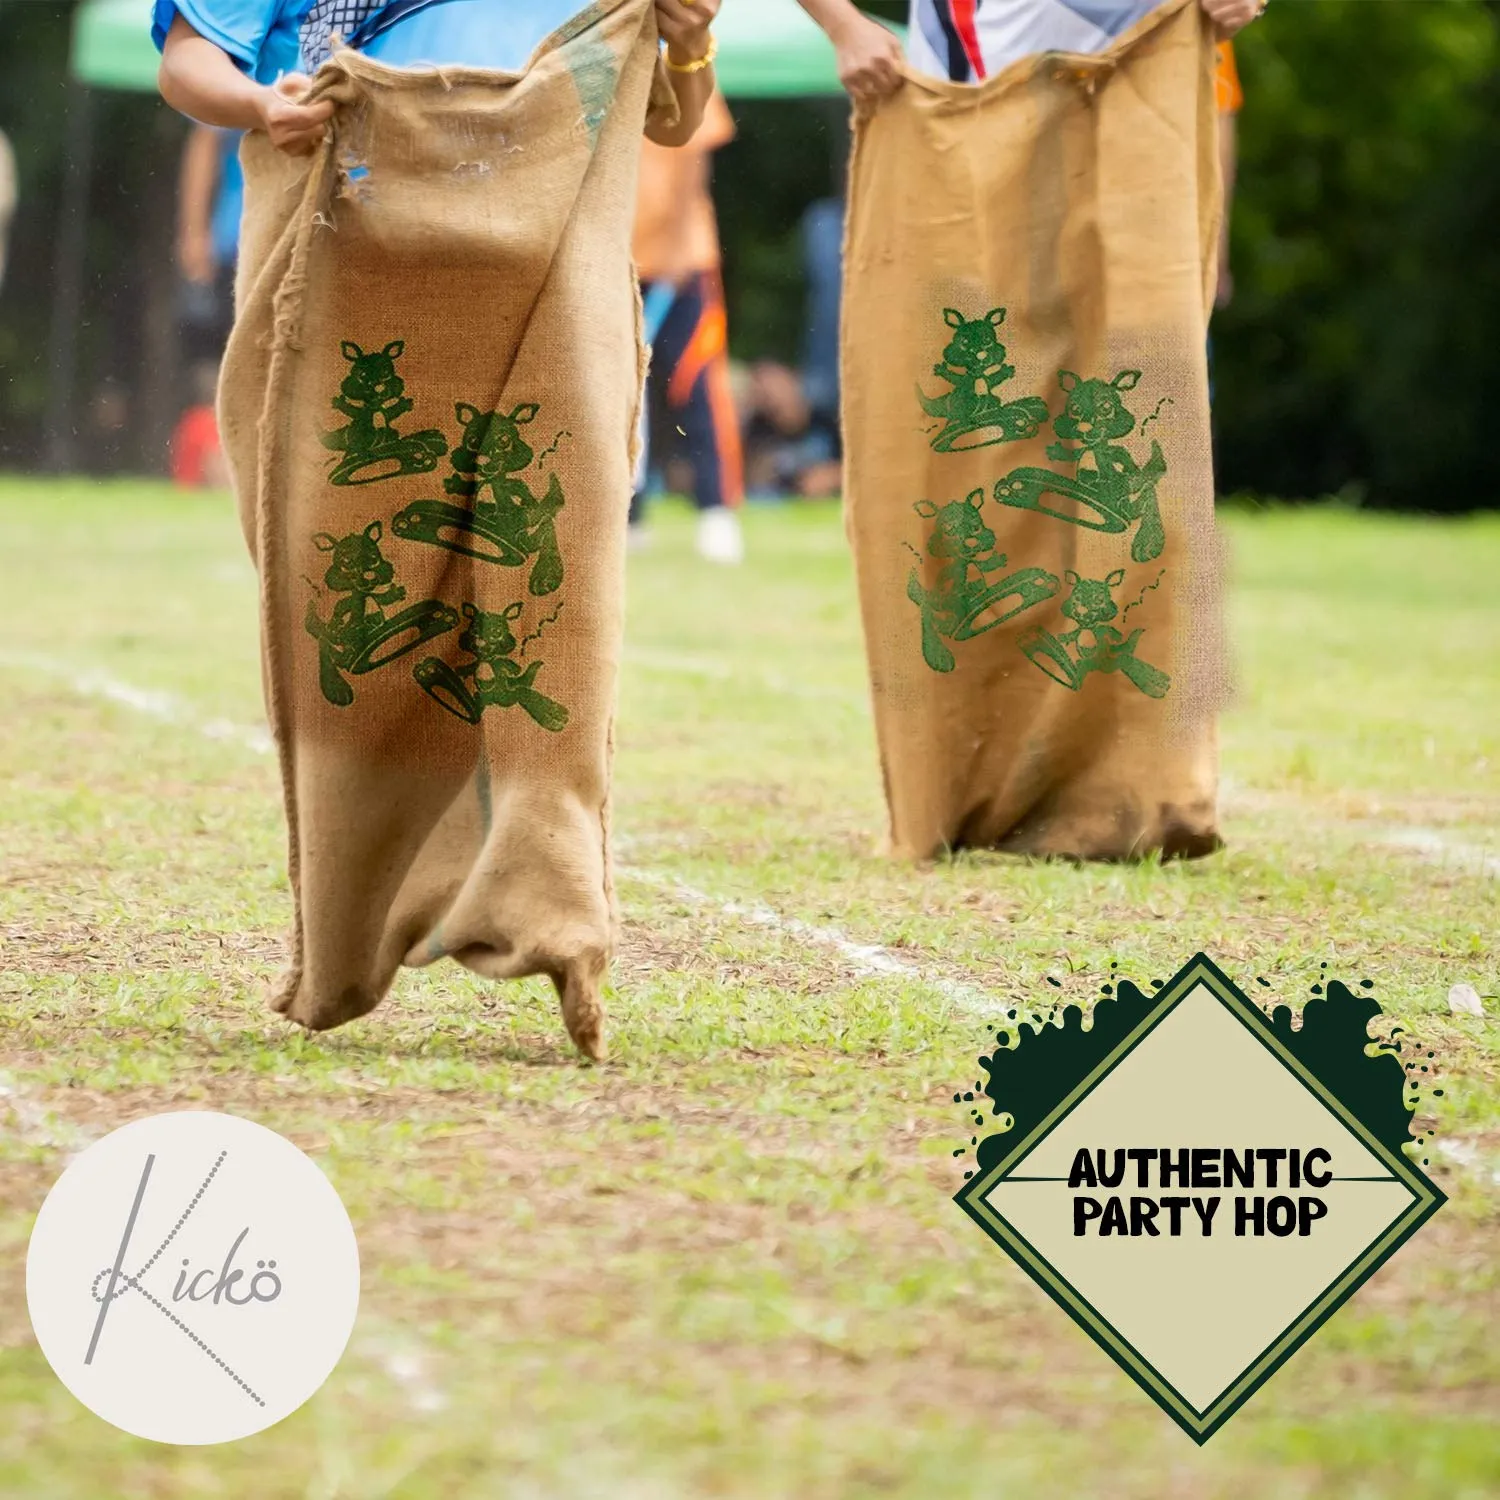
[1,478,1497,1499]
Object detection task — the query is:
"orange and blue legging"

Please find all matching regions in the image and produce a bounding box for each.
[636,270,744,514]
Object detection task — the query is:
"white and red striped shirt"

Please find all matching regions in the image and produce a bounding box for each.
[907,0,1165,83]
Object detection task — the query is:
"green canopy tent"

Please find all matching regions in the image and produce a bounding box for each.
[49,0,896,468]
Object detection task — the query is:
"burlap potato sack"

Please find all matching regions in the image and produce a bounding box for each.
[219,0,676,1058]
[842,0,1228,862]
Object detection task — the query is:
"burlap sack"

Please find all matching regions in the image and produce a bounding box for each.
[219,0,676,1058]
[843,0,1227,862]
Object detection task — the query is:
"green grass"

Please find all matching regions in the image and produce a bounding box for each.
[0,479,1497,1498]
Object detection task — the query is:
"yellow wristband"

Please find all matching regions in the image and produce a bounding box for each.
[664,33,718,75]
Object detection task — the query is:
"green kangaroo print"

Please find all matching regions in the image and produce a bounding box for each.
[392,402,565,597]
[414,602,569,733]
[918,308,1051,453]
[321,341,448,486]
[1018,568,1171,698]
[907,488,1061,673]
[304,520,461,707]
[992,369,1167,563]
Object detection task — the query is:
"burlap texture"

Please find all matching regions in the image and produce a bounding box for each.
[843,0,1227,863]
[219,0,675,1057]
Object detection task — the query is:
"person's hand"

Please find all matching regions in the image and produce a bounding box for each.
[256,74,335,155]
[655,0,720,66]
[1199,0,1264,40]
[1216,261,1234,309]
[829,11,904,104]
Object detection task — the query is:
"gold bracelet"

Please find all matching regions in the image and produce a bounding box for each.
[664,33,718,74]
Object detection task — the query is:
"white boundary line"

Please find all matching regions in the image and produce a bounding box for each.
[0,1072,91,1154]
[620,867,1013,1021]
[0,651,1006,1017]
[0,651,273,757]
[1377,828,1500,880]
[1437,1139,1500,1188]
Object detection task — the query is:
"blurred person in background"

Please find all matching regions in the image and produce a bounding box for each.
[800,193,844,447]
[0,128,15,295]
[798,0,1262,101]
[176,123,242,358]
[173,124,242,485]
[630,87,745,565]
[172,359,232,488]
[1206,35,1242,434]
[741,359,842,501]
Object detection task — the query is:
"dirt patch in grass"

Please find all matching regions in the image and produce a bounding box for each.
[0,920,284,978]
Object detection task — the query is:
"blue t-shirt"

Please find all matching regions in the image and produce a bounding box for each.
[152,0,588,82]
[210,129,244,268]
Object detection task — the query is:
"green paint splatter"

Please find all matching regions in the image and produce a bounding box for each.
[565,31,618,148]
[963,963,1428,1174]
[969,981,1150,1174]
[1266,981,1417,1158]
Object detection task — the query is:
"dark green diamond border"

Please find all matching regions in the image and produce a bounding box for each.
[952,952,1447,1445]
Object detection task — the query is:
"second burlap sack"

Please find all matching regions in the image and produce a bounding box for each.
[843,0,1228,862]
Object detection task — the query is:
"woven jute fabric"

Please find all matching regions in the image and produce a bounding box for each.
[219,0,675,1056]
[842,0,1228,862]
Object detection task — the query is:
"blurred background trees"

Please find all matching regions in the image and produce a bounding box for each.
[1,0,1497,508]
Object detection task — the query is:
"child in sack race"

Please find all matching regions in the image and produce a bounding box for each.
[152,0,721,1062]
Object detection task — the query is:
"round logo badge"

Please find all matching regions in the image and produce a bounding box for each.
[26,1111,360,1445]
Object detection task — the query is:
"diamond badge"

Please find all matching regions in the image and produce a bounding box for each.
[953,954,1445,1443]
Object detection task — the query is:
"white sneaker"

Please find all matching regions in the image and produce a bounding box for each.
[696,506,744,566]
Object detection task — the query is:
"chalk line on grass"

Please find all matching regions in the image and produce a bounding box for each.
[0,652,1004,1019]
[621,867,1015,1021]
[1376,828,1500,880]
[2,653,1493,1195]
[0,1072,91,1154]
[0,651,274,757]
[11,649,1493,880]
